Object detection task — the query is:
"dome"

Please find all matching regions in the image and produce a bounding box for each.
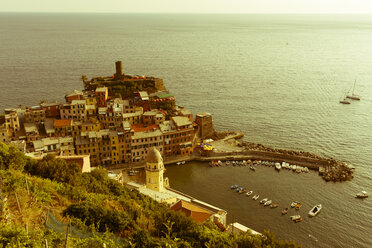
[147,147,163,163]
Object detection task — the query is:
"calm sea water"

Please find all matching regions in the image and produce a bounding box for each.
[1,13,371,247]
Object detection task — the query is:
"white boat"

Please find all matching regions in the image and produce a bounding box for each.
[292,165,297,171]
[260,198,268,204]
[252,194,259,200]
[356,191,368,198]
[339,96,351,104]
[275,163,281,171]
[296,167,302,173]
[346,80,361,100]
[309,204,322,217]
[290,215,301,221]
[264,200,272,206]
[246,190,253,196]
[290,201,297,208]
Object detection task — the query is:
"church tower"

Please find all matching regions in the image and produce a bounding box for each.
[146,147,165,192]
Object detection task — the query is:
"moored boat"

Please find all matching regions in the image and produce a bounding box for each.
[282,208,289,215]
[236,187,244,192]
[260,198,268,204]
[290,201,297,208]
[271,203,279,208]
[250,166,256,171]
[294,217,303,223]
[356,191,368,198]
[295,202,302,210]
[264,200,272,206]
[239,188,247,194]
[309,204,322,217]
[290,215,301,221]
[252,194,259,200]
[230,184,238,190]
[246,190,253,196]
[275,163,281,171]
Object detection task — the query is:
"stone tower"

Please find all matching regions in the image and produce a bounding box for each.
[146,147,165,192]
[115,61,123,79]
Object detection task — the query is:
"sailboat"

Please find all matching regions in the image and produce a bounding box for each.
[346,80,360,100]
[339,95,351,104]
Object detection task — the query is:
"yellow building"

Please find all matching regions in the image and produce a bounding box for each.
[146,147,166,192]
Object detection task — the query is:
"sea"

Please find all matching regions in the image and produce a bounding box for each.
[0,13,371,247]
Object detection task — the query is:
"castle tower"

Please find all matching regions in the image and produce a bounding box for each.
[115,61,123,79]
[146,147,165,192]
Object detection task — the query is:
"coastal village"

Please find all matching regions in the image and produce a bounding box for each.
[0,61,355,232]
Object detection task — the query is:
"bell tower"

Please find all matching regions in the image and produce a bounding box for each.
[146,148,165,192]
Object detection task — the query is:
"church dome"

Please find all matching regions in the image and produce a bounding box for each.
[147,147,163,163]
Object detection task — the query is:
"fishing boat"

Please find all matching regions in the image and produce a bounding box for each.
[282,208,289,215]
[356,191,368,198]
[252,194,259,200]
[290,201,297,208]
[295,202,302,210]
[264,200,272,206]
[246,190,253,196]
[260,198,268,204]
[309,204,322,217]
[346,80,361,100]
[230,184,238,190]
[271,203,279,208]
[294,217,303,223]
[290,215,301,221]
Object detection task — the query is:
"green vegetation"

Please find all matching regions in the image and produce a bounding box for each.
[0,142,300,247]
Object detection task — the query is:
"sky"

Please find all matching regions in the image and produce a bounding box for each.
[2,0,372,14]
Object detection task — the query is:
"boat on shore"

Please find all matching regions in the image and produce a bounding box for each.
[356,191,368,198]
[264,200,272,206]
[309,204,322,217]
[252,194,259,200]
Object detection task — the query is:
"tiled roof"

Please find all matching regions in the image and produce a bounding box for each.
[170,200,213,223]
[54,119,71,127]
[172,116,192,127]
[131,124,159,132]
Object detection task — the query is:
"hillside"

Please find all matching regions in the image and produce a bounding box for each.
[0,142,300,247]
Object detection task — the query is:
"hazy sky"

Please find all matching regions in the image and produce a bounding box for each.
[2,0,372,13]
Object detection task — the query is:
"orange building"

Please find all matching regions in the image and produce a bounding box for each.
[95,87,108,107]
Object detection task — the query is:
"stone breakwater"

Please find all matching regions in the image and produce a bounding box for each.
[202,132,354,182]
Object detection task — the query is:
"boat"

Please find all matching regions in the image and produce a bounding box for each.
[275,163,281,171]
[282,208,289,215]
[294,217,303,223]
[250,166,256,171]
[356,191,368,198]
[264,200,272,206]
[296,167,302,173]
[339,96,351,104]
[295,202,302,210]
[236,187,244,192]
[290,201,297,208]
[177,162,181,165]
[270,203,279,208]
[252,194,259,200]
[230,184,238,190]
[260,198,268,204]
[308,204,322,217]
[346,80,361,100]
[246,190,253,196]
[290,215,301,221]
[239,188,247,194]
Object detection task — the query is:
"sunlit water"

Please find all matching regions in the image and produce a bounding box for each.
[0,13,371,247]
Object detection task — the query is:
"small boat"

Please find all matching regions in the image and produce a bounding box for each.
[239,188,247,194]
[275,163,281,171]
[309,204,322,217]
[290,215,301,221]
[252,194,259,200]
[346,80,361,100]
[292,165,297,171]
[271,203,279,208]
[339,96,351,104]
[290,201,297,208]
[294,217,303,223]
[295,202,302,210]
[264,200,272,206]
[246,190,253,196]
[356,191,368,198]
[250,166,256,171]
[236,187,244,192]
[282,208,289,215]
[230,184,238,190]
[296,167,302,173]
[260,198,268,204]
[177,162,181,165]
